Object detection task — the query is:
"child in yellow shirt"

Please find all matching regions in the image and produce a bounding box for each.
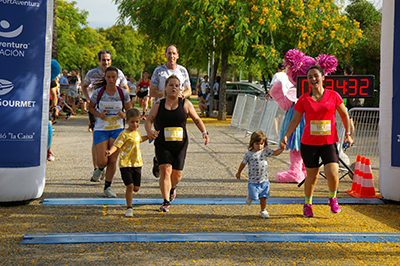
[106,108,159,217]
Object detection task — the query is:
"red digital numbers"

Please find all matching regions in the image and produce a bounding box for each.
[324,79,334,91]
[302,79,310,95]
[359,79,369,96]
[348,79,357,96]
[335,79,347,95]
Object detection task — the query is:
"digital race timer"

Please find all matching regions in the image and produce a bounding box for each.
[296,75,375,98]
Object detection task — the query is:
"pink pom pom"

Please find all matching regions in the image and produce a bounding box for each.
[316,54,338,75]
[284,49,305,68]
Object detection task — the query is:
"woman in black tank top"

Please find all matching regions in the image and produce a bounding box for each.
[145,75,210,213]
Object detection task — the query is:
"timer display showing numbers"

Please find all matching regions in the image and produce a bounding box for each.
[296,75,375,98]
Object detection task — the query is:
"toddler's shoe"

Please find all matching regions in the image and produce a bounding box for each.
[328,197,341,213]
[245,196,253,205]
[260,210,270,218]
[125,208,133,217]
[303,204,314,217]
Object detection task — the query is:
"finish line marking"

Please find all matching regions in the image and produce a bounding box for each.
[22,232,400,245]
[42,197,384,206]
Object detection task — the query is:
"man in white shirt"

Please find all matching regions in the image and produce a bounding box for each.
[149,45,192,178]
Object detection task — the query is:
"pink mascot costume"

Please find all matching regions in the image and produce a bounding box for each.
[270,49,338,183]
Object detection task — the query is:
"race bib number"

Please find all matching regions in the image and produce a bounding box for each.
[310,120,331,135]
[164,127,183,141]
[104,116,121,130]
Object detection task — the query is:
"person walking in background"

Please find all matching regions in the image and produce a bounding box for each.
[106,108,158,216]
[149,45,192,178]
[196,75,209,99]
[213,76,220,111]
[81,49,130,182]
[88,66,132,198]
[136,71,151,120]
[145,75,209,212]
[59,69,70,96]
[280,65,353,218]
[236,130,283,218]
[128,76,137,107]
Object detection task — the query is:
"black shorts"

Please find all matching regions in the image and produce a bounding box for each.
[137,91,148,99]
[155,147,187,171]
[300,143,339,168]
[89,112,96,130]
[120,167,141,186]
[214,94,219,100]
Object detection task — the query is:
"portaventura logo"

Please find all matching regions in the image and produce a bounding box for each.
[0,0,40,7]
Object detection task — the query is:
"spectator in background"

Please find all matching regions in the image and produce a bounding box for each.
[59,69,70,96]
[128,76,137,106]
[213,76,220,111]
[197,75,209,99]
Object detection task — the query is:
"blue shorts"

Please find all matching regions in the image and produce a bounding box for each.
[248,181,270,200]
[93,129,123,146]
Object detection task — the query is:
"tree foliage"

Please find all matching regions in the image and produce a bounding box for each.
[56,0,114,74]
[345,0,381,106]
[115,0,363,119]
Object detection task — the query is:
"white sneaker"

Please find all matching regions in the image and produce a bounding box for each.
[246,196,253,205]
[125,208,133,217]
[104,187,117,198]
[260,210,270,218]
[91,168,105,182]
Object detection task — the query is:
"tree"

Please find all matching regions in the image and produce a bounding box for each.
[345,0,381,107]
[115,0,362,120]
[56,0,114,75]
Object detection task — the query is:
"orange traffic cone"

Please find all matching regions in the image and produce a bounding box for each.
[353,158,380,198]
[353,157,365,196]
[347,155,362,196]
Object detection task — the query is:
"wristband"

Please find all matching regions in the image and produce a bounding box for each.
[345,132,352,136]
[202,131,208,135]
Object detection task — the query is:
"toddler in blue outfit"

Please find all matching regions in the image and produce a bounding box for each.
[236,130,283,218]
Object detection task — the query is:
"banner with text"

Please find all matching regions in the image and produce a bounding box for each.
[0,0,47,167]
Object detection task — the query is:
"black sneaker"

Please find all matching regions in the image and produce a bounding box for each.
[159,202,170,212]
[152,157,160,178]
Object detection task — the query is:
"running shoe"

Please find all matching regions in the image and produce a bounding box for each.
[152,157,160,178]
[141,114,146,120]
[104,187,117,198]
[328,197,341,213]
[47,151,55,161]
[159,202,170,212]
[245,196,253,205]
[170,188,176,202]
[90,168,105,182]
[303,204,314,218]
[260,210,270,218]
[125,208,133,217]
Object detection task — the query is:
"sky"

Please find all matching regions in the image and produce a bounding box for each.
[73,0,382,30]
[73,0,121,29]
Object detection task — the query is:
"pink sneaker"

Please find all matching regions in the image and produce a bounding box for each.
[329,197,341,213]
[303,204,314,217]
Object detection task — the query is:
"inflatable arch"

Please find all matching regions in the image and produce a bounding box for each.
[0,1,53,202]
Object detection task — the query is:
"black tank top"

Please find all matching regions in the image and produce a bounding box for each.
[155,98,188,150]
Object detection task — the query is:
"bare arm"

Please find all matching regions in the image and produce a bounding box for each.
[182,85,192,98]
[149,84,163,98]
[337,103,354,146]
[186,99,209,145]
[145,101,161,139]
[81,82,90,102]
[235,162,246,180]
[122,84,130,93]
[272,147,284,156]
[50,86,57,108]
[106,145,118,156]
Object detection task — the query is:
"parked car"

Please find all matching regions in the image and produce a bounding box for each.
[225,82,266,115]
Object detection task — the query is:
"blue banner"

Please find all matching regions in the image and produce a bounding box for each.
[392,1,400,166]
[0,0,47,167]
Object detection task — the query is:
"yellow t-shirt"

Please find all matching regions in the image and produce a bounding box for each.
[113,129,143,168]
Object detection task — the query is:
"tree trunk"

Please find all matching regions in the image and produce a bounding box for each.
[52,0,58,60]
[218,49,228,120]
